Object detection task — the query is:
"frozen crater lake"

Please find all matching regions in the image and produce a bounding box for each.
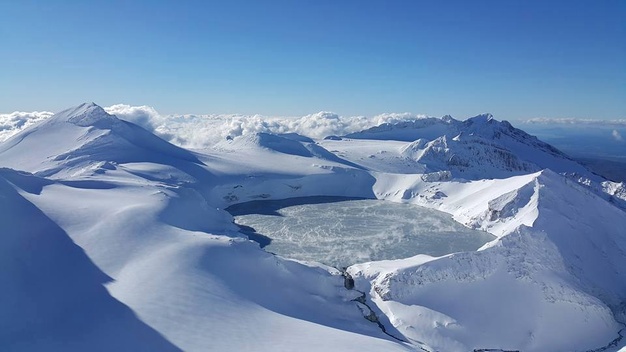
[228,197,496,268]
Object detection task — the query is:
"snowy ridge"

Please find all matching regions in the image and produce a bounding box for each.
[62,102,120,128]
[350,170,626,351]
[347,113,590,179]
[345,116,454,141]
[1,103,625,352]
[0,103,202,179]
[400,134,539,179]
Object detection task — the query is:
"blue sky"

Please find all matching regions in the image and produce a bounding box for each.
[1,0,624,119]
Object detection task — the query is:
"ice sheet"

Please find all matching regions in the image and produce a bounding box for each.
[231,198,495,268]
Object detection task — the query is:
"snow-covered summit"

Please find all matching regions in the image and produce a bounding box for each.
[54,102,119,128]
[0,102,202,178]
[465,112,494,123]
[345,113,590,179]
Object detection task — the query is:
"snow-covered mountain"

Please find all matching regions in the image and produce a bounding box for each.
[0,103,207,179]
[346,113,591,179]
[2,103,625,352]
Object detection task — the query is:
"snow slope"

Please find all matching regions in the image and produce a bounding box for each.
[2,103,625,352]
[0,104,409,351]
[0,103,204,180]
[0,168,178,352]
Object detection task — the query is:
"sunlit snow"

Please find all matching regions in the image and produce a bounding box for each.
[229,197,495,268]
[4,103,626,352]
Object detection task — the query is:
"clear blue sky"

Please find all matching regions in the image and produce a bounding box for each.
[1,0,624,119]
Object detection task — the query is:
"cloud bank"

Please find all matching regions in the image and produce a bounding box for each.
[4,105,624,149]
[104,104,429,149]
[0,104,430,148]
[0,111,54,141]
[524,117,626,127]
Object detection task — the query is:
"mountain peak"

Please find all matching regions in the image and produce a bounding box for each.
[441,115,455,123]
[467,113,494,124]
[79,102,99,108]
[54,102,119,128]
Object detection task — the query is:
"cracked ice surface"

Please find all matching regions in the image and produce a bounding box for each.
[232,198,495,268]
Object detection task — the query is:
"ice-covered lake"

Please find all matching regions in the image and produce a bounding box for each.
[228,197,495,268]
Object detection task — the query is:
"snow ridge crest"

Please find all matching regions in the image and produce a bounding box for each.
[57,102,119,128]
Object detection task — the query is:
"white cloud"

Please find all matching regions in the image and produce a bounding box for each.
[524,117,626,127]
[612,129,623,141]
[0,111,53,141]
[104,104,161,130]
[0,104,431,148]
[104,105,430,149]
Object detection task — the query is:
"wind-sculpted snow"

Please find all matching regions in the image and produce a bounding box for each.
[484,181,536,221]
[1,102,625,352]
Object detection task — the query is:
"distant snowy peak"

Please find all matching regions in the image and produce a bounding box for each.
[218,132,314,157]
[0,103,201,177]
[401,134,539,178]
[460,114,567,158]
[46,102,121,129]
[349,113,591,179]
[349,112,547,149]
[21,102,127,140]
[345,114,505,141]
[467,112,494,122]
[344,116,452,141]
